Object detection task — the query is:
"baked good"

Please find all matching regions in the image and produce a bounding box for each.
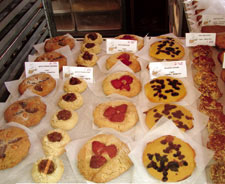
[18,73,56,97]
[0,126,30,170]
[32,156,64,183]
[115,34,144,50]
[35,51,67,71]
[84,32,103,44]
[63,77,87,93]
[210,162,225,184]
[217,50,225,64]
[149,36,185,60]
[76,51,98,67]
[145,103,194,131]
[58,92,83,110]
[4,96,46,127]
[106,52,141,73]
[77,134,132,183]
[202,25,225,33]
[142,135,196,182]
[42,129,70,157]
[44,35,75,52]
[192,56,215,72]
[207,111,225,135]
[191,45,212,58]
[221,69,225,82]
[81,42,101,54]
[51,109,78,131]
[194,71,218,87]
[144,76,186,103]
[198,83,222,100]
[216,33,225,49]
[93,100,139,132]
[102,71,142,98]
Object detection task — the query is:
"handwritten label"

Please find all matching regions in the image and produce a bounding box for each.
[202,14,225,26]
[186,33,216,46]
[25,62,59,78]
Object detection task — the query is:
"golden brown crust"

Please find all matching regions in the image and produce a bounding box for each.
[210,162,225,184]
[81,42,101,54]
[194,71,218,87]
[58,92,83,110]
[84,32,103,44]
[192,56,215,72]
[63,77,87,93]
[191,45,212,58]
[198,84,222,100]
[76,51,98,67]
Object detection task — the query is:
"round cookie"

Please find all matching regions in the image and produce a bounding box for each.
[102,71,142,98]
[18,73,56,97]
[77,134,132,183]
[106,52,141,73]
[4,96,47,127]
[76,51,98,67]
[142,135,196,182]
[93,100,139,132]
[0,126,30,170]
[145,103,194,131]
[144,76,186,103]
[81,42,101,54]
[63,77,87,93]
[51,109,78,131]
[115,34,144,50]
[84,32,103,44]
[32,156,64,183]
[58,92,83,110]
[42,129,70,157]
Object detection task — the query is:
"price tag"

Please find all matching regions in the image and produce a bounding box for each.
[106,38,137,54]
[63,66,93,83]
[25,62,59,78]
[202,14,225,26]
[186,33,216,46]
[149,61,187,79]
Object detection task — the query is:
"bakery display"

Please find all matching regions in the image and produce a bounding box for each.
[76,51,98,67]
[81,42,101,54]
[63,77,87,93]
[77,134,132,183]
[58,92,83,110]
[84,32,103,44]
[115,34,144,50]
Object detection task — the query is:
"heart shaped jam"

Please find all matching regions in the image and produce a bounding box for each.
[117,53,132,66]
[111,75,133,91]
[120,35,136,40]
[103,104,128,122]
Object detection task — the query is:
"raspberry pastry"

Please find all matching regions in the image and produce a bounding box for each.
[115,34,144,50]
[76,51,98,67]
[84,32,103,44]
[58,92,83,110]
[81,42,101,54]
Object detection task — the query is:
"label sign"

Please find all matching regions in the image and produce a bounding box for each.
[63,66,93,83]
[25,62,59,78]
[202,14,225,26]
[106,38,137,54]
[149,61,187,79]
[186,33,216,46]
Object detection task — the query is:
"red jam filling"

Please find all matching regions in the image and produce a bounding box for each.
[111,75,133,91]
[103,104,128,122]
[120,35,136,40]
[117,53,132,66]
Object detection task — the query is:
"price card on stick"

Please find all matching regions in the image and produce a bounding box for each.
[186,33,216,46]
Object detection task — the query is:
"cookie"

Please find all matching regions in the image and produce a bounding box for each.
[142,135,196,182]
[191,45,212,58]
[144,76,186,103]
[115,34,144,50]
[145,103,194,131]
[84,32,103,44]
[192,56,215,72]
[102,71,141,98]
[4,96,46,127]
[0,126,30,170]
[18,73,56,97]
[194,71,218,87]
[81,42,101,54]
[77,134,132,183]
[76,51,98,67]
[58,92,83,110]
[93,100,139,132]
[63,77,87,93]
[210,162,225,184]
[32,156,64,183]
[207,111,225,135]
[106,52,141,73]
[198,83,222,100]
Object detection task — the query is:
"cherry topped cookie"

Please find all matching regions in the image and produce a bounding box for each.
[115,34,144,50]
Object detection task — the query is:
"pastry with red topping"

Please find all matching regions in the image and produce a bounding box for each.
[58,92,83,110]
[84,32,103,44]
[115,34,144,50]
[76,51,98,67]
[81,42,101,54]
[64,77,87,93]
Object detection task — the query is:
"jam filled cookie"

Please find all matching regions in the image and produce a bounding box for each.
[142,135,196,182]
[81,42,101,54]
[0,126,30,170]
[84,32,103,44]
[76,51,98,67]
[115,34,144,50]
[4,96,46,127]
[77,134,132,183]
[63,77,87,93]
[58,92,83,110]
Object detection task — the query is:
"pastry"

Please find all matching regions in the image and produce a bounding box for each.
[142,135,196,182]
[18,73,56,97]
[93,100,139,132]
[115,34,144,50]
[58,92,83,110]
[102,71,141,98]
[145,103,194,131]
[198,83,222,100]
[77,134,132,183]
[0,126,30,170]
[210,162,225,184]
[207,111,225,135]
[84,32,103,44]
[191,45,212,58]
[76,51,98,67]
[202,25,225,33]
[63,77,87,93]
[81,42,101,54]
[192,56,215,72]
[144,76,186,103]
[194,71,218,87]
[217,50,225,64]
[4,96,46,127]
[221,69,225,82]
[106,52,141,73]
[216,33,225,49]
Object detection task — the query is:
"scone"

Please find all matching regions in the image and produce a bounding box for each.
[32,156,64,183]
[58,92,83,110]
[106,52,141,73]
[4,96,47,127]
[115,34,144,50]
[191,45,212,58]
[76,51,98,67]
[142,135,196,182]
[145,103,194,131]
[210,162,225,184]
[81,42,101,54]
[0,126,30,170]
[102,71,142,98]
[63,77,87,93]
[194,71,218,87]
[198,84,222,100]
[84,32,103,44]
[192,56,215,72]
[51,109,78,131]
[93,100,139,132]
[18,73,56,97]
[144,76,186,103]
[42,129,70,157]
[77,134,132,183]
[207,111,225,135]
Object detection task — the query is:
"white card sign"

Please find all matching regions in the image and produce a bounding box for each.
[202,14,225,26]
[186,33,216,46]
[223,57,225,69]
[149,61,187,79]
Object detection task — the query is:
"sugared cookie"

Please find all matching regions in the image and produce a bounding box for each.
[0,126,30,170]
[93,100,139,132]
[81,42,101,54]
[58,92,83,110]
[4,96,46,127]
[192,56,215,72]
[102,71,141,98]
[63,77,87,93]
[210,162,225,184]
[84,32,103,44]
[18,73,56,97]
[77,134,132,183]
[106,52,141,73]
[115,34,144,50]
[142,135,196,182]
[145,104,194,131]
[191,45,212,58]
[76,51,98,67]
[144,76,186,103]
[32,156,64,183]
